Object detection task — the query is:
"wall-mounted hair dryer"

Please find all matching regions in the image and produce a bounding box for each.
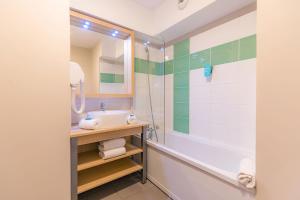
[70,61,85,114]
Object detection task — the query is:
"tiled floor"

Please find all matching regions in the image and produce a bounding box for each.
[79,173,171,200]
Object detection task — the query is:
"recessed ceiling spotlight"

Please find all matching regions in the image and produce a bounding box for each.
[114,30,119,34]
[84,21,90,26]
[112,33,117,37]
[83,24,89,29]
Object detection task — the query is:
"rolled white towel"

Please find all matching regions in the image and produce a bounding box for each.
[238,158,256,189]
[98,138,126,151]
[79,118,101,130]
[99,147,126,159]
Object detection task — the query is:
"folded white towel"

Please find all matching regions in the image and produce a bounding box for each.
[99,147,126,159]
[79,118,101,130]
[99,138,126,151]
[238,158,256,189]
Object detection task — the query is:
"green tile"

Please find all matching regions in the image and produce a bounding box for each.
[174,39,190,58]
[174,71,189,87]
[174,116,189,133]
[190,49,210,70]
[147,61,156,75]
[135,58,163,75]
[135,58,148,74]
[114,74,124,83]
[173,39,190,134]
[174,87,189,103]
[211,40,239,65]
[154,63,164,76]
[164,60,173,75]
[174,103,189,118]
[174,55,189,73]
[100,73,114,83]
[134,58,140,73]
[239,35,256,60]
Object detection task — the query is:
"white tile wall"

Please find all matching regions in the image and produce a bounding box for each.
[100,83,128,94]
[189,59,256,156]
[164,45,174,61]
[133,69,165,143]
[134,42,165,143]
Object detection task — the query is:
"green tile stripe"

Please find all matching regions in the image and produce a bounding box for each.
[134,34,256,75]
[211,40,239,65]
[174,116,189,134]
[173,39,190,134]
[100,73,124,83]
[174,55,189,73]
[190,48,211,69]
[174,39,190,58]
[239,35,256,60]
[164,60,173,75]
[114,74,124,83]
[190,34,256,70]
[135,58,164,75]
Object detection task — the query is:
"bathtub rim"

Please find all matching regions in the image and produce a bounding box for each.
[147,139,256,193]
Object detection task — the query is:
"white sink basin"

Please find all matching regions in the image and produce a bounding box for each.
[87,110,130,128]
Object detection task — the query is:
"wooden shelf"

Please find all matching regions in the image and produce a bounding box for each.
[70,122,148,138]
[77,144,143,171]
[78,158,142,194]
[100,56,124,65]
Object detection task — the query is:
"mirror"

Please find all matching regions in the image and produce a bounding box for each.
[70,10,135,97]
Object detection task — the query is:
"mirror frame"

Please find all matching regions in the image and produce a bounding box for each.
[70,9,135,98]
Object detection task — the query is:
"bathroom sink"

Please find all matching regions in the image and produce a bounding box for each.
[87,110,130,128]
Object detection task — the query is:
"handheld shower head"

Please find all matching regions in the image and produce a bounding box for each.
[143,41,150,53]
[144,45,149,53]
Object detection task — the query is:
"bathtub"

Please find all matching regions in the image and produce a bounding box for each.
[147,132,255,200]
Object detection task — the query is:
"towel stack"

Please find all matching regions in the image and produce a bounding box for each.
[98,138,126,160]
[79,118,101,130]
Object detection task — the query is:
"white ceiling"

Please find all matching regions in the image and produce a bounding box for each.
[133,0,165,9]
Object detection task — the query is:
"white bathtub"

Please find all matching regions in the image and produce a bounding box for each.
[147,132,255,200]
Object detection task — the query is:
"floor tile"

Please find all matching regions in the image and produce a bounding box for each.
[78,174,170,200]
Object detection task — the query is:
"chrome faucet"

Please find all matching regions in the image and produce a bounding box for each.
[100,102,105,111]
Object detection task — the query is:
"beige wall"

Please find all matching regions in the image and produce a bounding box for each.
[0,1,70,200]
[257,1,300,200]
